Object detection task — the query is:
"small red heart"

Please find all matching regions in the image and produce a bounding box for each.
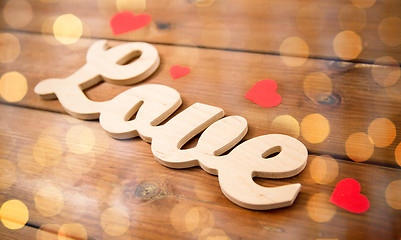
[110,11,151,35]
[244,79,282,107]
[170,65,191,79]
[330,178,370,214]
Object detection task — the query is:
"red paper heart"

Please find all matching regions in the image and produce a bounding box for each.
[110,12,151,35]
[170,65,191,79]
[244,79,282,107]
[330,178,370,214]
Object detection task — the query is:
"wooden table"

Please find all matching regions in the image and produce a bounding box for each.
[1,0,400,239]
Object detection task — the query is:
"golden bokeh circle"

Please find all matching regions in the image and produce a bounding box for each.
[0,199,29,230]
[367,118,396,148]
[17,144,44,174]
[351,0,376,8]
[395,142,401,167]
[307,193,336,222]
[34,184,64,217]
[185,207,215,234]
[338,4,367,32]
[333,31,362,60]
[296,5,325,35]
[0,33,20,63]
[385,180,401,209]
[378,17,401,47]
[37,224,61,240]
[0,159,17,189]
[300,113,330,144]
[279,37,309,67]
[101,207,130,236]
[33,135,63,167]
[372,56,400,86]
[0,71,28,102]
[53,14,83,45]
[58,223,88,240]
[66,125,96,154]
[3,0,33,28]
[270,115,300,138]
[303,72,332,102]
[345,132,374,162]
[198,228,230,240]
[309,155,339,184]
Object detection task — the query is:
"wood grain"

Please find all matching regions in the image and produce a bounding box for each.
[1,0,401,62]
[0,104,400,239]
[2,31,401,168]
[1,1,401,239]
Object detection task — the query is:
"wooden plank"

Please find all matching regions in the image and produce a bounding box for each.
[1,0,401,62]
[1,31,401,168]
[0,103,400,239]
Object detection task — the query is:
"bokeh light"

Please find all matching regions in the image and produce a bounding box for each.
[345,132,374,162]
[53,14,83,45]
[296,5,325,35]
[303,72,332,103]
[33,135,63,167]
[170,204,214,234]
[333,31,362,60]
[101,207,130,236]
[338,4,367,32]
[0,33,20,63]
[378,17,401,47]
[185,207,215,234]
[0,71,28,102]
[351,0,376,8]
[395,142,401,167]
[0,159,17,189]
[58,223,88,240]
[17,144,44,174]
[301,113,330,143]
[307,193,336,222]
[198,228,231,240]
[34,184,64,217]
[116,0,146,13]
[367,118,396,148]
[3,0,33,28]
[279,37,309,67]
[270,115,300,138]
[309,155,339,184]
[66,125,96,154]
[0,199,29,230]
[385,180,401,209]
[372,56,400,86]
[36,224,61,240]
[201,23,231,49]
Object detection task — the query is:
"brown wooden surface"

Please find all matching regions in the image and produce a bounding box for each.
[1,0,401,239]
[1,0,401,62]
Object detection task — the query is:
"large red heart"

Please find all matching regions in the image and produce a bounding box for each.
[244,79,282,107]
[170,65,191,79]
[330,178,370,214]
[110,12,151,35]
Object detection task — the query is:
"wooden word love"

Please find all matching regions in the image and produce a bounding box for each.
[34,40,308,210]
